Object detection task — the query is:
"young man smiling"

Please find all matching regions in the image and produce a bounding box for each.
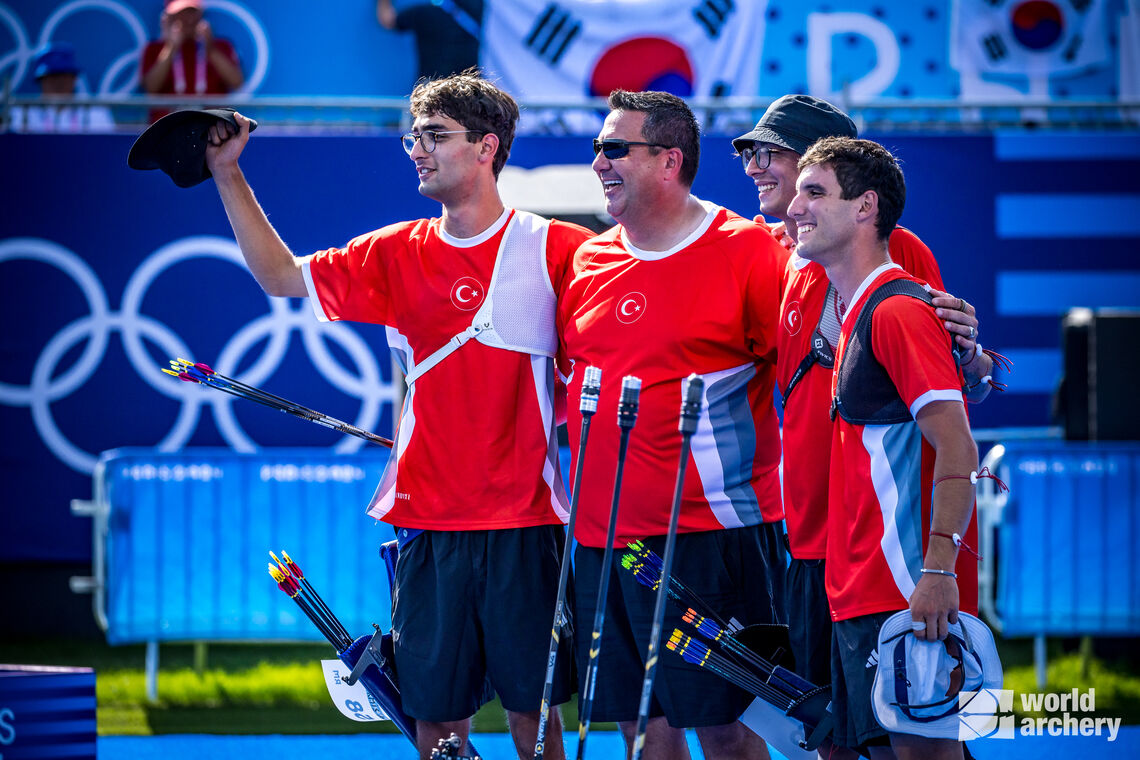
[788,137,977,760]
[205,72,589,760]
[731,97,992,759]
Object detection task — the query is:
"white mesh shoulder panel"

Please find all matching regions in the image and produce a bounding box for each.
[473,210,557,357]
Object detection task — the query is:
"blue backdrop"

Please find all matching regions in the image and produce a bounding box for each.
[1,0,1132,102]
[2,129,1139,563]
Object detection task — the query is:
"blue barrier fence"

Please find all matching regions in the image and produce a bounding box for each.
[75,448,396,646]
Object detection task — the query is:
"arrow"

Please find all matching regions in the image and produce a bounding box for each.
[164,358,394,448]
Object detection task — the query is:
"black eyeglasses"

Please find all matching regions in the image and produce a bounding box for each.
[592,138,672,160]
[738,144,787,170]
[401,130,481,155]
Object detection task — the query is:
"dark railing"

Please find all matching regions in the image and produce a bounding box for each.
[3,92,1139,134]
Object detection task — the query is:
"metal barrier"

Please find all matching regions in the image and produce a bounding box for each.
[70,447,395,701]
[978,440,1140,686]
[3,93,1139,134]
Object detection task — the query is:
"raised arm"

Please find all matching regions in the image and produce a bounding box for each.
[908,399,978,641]
[205,113,309,297]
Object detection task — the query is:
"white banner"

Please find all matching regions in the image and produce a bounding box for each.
[482,0,766,106]
[321,660,391,722]
[951,0,1110,77]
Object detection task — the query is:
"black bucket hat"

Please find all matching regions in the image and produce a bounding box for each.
[732,95,856,156]
[127,108,258,188]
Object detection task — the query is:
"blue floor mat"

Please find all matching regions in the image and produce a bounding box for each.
[98,727,1140,759]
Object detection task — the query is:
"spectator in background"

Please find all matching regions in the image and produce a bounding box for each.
[376,0,483,82]
[7,42,115,133]
[141,0,243,121]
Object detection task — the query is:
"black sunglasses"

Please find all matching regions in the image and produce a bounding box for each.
[593,138,672,160]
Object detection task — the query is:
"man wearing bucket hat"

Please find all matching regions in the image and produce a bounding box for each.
[730,98,993,757]
[786,135,983,758]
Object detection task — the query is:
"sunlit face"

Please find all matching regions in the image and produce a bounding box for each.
[741,142,803,227]
[787,163,862,266]
[406,112,485,203]
[590,109,665,227]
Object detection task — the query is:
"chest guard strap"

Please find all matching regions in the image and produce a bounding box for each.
[781,283,837,409]
[404,211,555,385]
[830,279,951,425]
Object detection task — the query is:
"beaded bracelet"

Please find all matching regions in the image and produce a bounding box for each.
[920,568,958,579]
[929,530,982,560]
[933,466,1008,493]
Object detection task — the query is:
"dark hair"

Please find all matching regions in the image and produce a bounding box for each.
[607,89,700,187]
[409,69,519,177]
[798,137,905,241]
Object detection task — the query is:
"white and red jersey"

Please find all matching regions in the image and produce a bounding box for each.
[303,209,592,530]
[559,201,788,548]
[777,228,944,560]
[825,264,968,621]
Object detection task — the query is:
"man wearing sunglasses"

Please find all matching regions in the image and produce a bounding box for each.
[204,71,590,760]
[559,89,789,760]
[732,95,993,760]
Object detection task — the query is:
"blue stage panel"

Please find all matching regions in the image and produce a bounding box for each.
[996,195,1140,238]
[996,272,1140,316]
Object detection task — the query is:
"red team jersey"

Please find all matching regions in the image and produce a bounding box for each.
[303,209,592,530]
[825,264,972,621]
[777,228,944,560]
[559,203,788,548]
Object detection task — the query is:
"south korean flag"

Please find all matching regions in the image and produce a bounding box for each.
[481,0,765,128]
[950,0,1111,77]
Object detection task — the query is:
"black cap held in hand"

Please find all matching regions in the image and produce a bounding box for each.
[127,108,258,188]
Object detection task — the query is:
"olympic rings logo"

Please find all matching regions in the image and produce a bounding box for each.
[0,0,269,96]
[0,235,397,474]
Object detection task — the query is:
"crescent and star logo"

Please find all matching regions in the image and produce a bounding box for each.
[615,292,647,324]
[785,301,803,336]
[450,276,485,311]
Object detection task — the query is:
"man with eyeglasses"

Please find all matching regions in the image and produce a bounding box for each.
[558,89,789,760]
[204,71,589,760]
[733,95,993,759]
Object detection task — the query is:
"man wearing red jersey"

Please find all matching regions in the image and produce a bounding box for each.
[204,73,588,760]
[788,137,977,759]
[731,96,992,759]
[559,89,787,760]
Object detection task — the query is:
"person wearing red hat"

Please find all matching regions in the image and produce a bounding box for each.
[140,0,244,121]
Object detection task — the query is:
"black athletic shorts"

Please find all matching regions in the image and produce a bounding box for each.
[786,556,832,687]
[830,610,897,749]
[391,525,574,722]
[572,523,783,727]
